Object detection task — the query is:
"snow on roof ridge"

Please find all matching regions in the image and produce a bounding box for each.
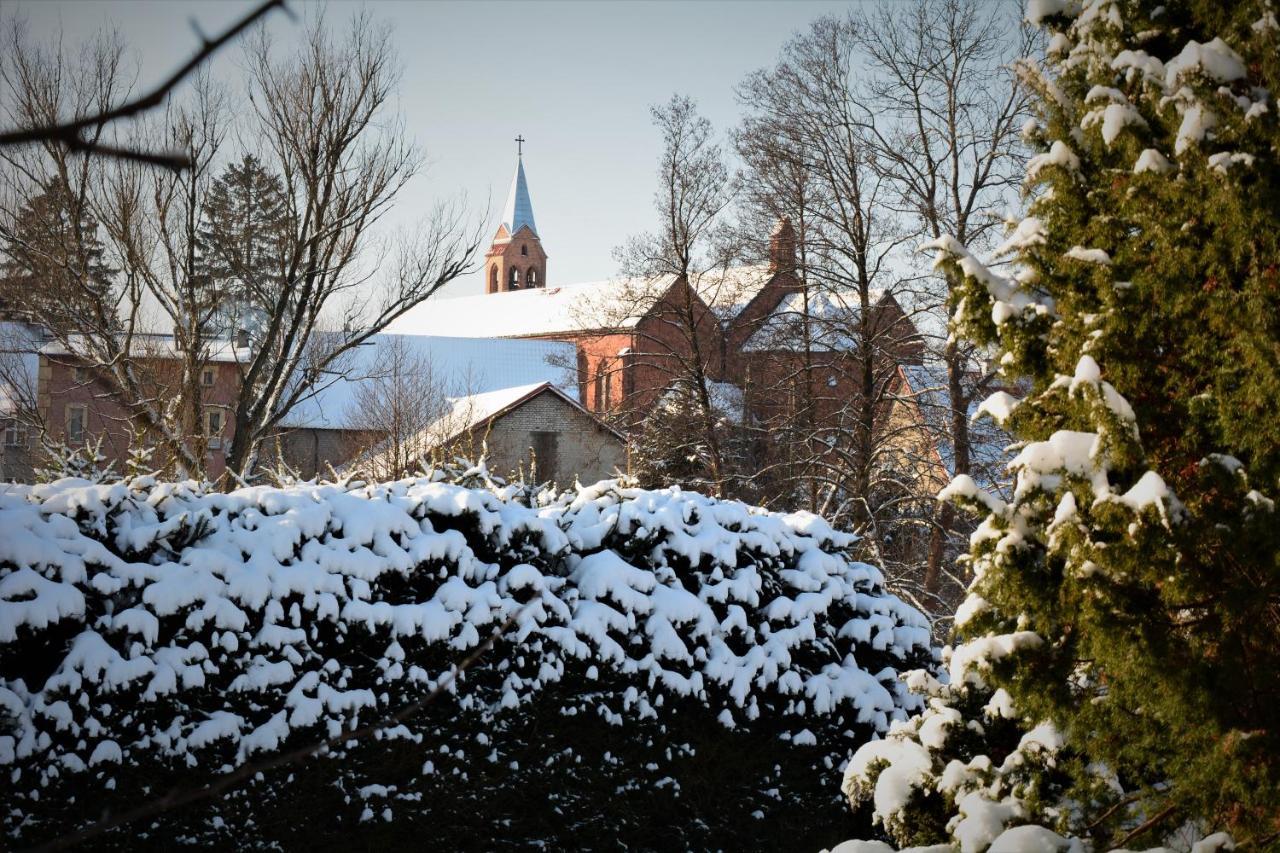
[389,265,779,339]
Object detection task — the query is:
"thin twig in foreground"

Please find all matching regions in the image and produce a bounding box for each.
[25,604,529,853]
[0,0,289,169]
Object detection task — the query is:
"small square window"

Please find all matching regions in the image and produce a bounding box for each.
[202,368,216,387]
[4,420,24,447]
[73,367,87,383]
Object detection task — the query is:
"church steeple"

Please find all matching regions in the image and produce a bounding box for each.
[501,147,538,238]
[485,139,547,294]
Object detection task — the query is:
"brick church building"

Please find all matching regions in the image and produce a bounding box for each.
[391,153,925,430]
[5,150,937,491]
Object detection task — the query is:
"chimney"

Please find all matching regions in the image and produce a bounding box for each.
[769,216,796,275]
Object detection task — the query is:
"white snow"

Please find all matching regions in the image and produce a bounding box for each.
[1082,103,1147,146]
[1175,105,1217,155]
[1164,38,1247,89]
[975,392,1020,426]
[1026,141,1081,181]
[1063,246,1111,266]
[1207,152,1256,174]
[1134,148,1174,174]
[987,824,1077,853]
[0,475,932,792]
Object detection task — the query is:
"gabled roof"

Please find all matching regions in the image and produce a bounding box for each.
[428,380,625,445]
[741,288,888,352]
[389,276,678,338]
[389,266,780,340]
[687,265,777,323]
[280,334,576,430]
[500,157,537,238]
[40,333,246,363]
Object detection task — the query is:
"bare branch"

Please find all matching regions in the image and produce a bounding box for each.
[0,0,288,169]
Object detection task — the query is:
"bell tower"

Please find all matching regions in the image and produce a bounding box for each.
[485,137,548,294]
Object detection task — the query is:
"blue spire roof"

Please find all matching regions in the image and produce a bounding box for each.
[500,157,537,237]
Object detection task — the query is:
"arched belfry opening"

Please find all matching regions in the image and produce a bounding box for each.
[483,137,548,294]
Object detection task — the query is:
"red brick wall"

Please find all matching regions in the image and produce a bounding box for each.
[485,224,548,294]
[40,355,240,478]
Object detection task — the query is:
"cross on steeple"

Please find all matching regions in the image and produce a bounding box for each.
[515,134,526,157]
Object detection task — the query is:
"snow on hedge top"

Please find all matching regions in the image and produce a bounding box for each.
[0,476,931,782]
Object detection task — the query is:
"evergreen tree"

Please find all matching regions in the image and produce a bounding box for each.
[629,379,755,497]
[0,180,114,325]
[844,0,1279,847]
[196,154,291,338]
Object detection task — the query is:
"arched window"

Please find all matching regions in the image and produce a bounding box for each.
[490,265,498,290]
[509,267,521,289]
[599,360,612,411]
[593,362,606,412]
[526,268,538,287]
[521,244,528,256]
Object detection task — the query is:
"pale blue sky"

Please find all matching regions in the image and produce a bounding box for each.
[8,0,850,298]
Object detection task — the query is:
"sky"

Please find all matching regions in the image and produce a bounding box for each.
[8,0,851,299]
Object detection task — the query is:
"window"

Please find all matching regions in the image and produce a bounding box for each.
[202,368,216,387]
[4,420,24,447]
[509,267,521,289]
[66,406,86,444]
[526,268,538,287]
[530,430,559,484]
[206,409,224,450]
[490,265,499,290]
[521,244,528,256]
[73,367,87,384]
[594,360,611,411]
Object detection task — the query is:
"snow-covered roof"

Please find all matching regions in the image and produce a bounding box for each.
[389,265,779,340]
[388,276,676,338]
[742,288,886,352]
[424,380,622,444]
[501,157,537,237]
[40,334,245,363]
[280,335,576,430]
[688,265,776,322]
[898,363,1014,497]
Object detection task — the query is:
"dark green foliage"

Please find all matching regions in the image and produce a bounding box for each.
[1,475,932,850]
[0,179,115,324]
[196,153,292,337]
[938,0,1280,844]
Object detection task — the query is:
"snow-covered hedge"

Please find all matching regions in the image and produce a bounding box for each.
[0,474,932,848]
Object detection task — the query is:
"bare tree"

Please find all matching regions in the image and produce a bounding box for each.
[0,12,481,486]
[735,16,922,543]
[342,337,455,481]
[602,94,745,497]
[0,22,222,476]
[734,117,824,513]
[222,12,482,486]
[852,0,1032,593]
